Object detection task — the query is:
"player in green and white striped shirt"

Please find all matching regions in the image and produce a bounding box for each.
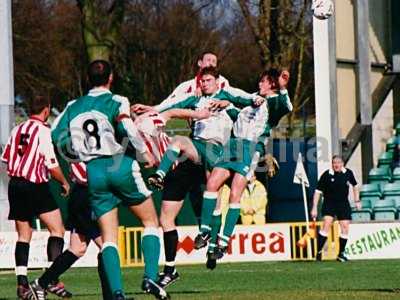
[51,61,168,300]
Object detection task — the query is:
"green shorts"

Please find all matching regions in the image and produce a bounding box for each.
[192,139,224,170]
[86,155,152,219]
[216,138,258,176]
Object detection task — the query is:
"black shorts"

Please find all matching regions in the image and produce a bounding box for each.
[8,177,58,222]
[321,201,352,220]
[66,183,100,241]
[162,160,206,202]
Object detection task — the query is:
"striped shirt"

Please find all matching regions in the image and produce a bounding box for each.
[1,117,59,183]
[135,112,170,166]
[69,112,170,183]
[70,162,87,185]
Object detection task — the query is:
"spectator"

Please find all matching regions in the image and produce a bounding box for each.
[219,176,268,225]
[240,176,268,225]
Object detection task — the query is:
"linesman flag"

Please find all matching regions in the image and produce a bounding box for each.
[293,153,314,250]
[293,153,309,187]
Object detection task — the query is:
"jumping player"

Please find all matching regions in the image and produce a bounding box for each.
[196,69,292,263]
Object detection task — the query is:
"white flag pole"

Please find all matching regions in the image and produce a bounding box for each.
[301,177,312,258]
[294,153,312,258]
[35,218,41,231]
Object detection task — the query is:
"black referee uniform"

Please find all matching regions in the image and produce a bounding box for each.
[316,167,358,220]
[315,167,358,261]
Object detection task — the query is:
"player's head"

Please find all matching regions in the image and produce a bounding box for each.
[199,66,220,95]
[197,51,218,70]
[258,68,280,96]
[87,60,113,88]
[332,155,344,172]
[28,95,51,120]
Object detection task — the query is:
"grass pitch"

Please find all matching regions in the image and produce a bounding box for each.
[1,260,399,300]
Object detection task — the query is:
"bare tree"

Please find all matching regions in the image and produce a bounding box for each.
[13,0,84,107]
[237,0,314,134]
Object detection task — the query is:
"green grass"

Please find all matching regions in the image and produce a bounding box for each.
[1,260,400,299]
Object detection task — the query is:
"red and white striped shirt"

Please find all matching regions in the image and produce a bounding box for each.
[135,112,170,166]
[70,162,87,185]
[69,112,171,183]
[1,117,59,184]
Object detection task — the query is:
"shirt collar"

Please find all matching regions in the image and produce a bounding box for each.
[88,87,112,97]
[329,167,347,175]
[29,116,44,123]
[29,116,50,127]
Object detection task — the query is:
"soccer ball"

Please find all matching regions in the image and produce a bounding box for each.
[312,0,334,20]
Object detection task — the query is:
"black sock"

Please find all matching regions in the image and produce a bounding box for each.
[339,237,348,254]
[97,253,112,300]
[15,241,30,286]
[317,232,327,253]
[47,236,64,262]
[163,230,178,274]
[38,250,78,289]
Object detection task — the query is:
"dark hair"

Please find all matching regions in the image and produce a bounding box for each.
[28,96,50,115]
[332,155,343,162]
[198,51,218,62]
[87,60,112,87]
[199,66,220,79]
[259,68,280,89]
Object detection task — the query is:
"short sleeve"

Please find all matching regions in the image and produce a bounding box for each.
[39,126,59,169]
[316,171,328,194]
[347,169,358,186]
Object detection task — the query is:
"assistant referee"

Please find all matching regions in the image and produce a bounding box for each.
[311,155,361,261]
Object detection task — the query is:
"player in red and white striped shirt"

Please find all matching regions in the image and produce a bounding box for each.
[155,51,230,112]
[1,96,70,300]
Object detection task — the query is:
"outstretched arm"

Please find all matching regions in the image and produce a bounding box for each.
[160,108,211,122]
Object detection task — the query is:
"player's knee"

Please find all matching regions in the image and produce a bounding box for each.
[340,224,350,234]
[142,215,159,228]
[69,243,87,258]
[17,228,33,242]
[160,215,175,231]
[206,180,220,192]
[171,136,185,149]
[229,191,242,203]
[49,226,65,238]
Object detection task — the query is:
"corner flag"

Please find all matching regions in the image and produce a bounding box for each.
[293,153,310,187]
[293,153,313,257]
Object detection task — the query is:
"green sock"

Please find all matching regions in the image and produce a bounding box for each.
[208,211,222,252]
[156,146,181,178]
[142,228,161,281]
[101,244,123,294]
[200,192,218,234]
[221,205,241,246]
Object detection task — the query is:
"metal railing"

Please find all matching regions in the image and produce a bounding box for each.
[117,221,342,267]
